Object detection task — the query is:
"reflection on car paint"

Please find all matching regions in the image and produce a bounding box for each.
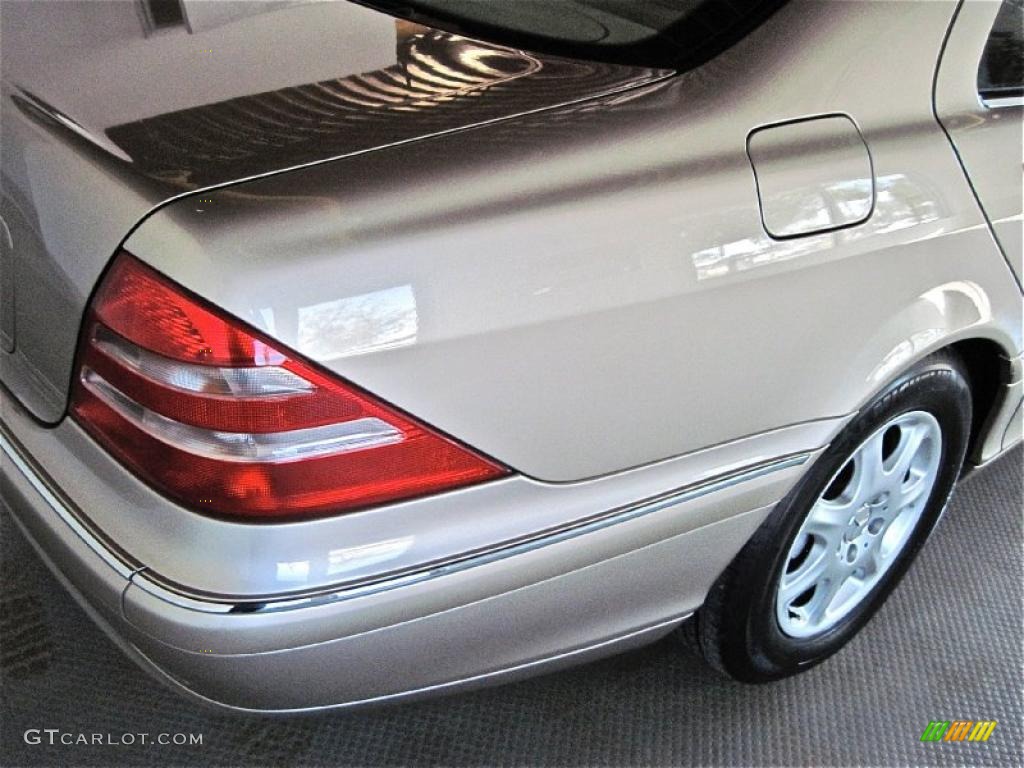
[690,174,944,281]
[102,27,661,188]
[295,285,418,362]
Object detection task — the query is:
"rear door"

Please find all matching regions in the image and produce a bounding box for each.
[936,0,1024,286]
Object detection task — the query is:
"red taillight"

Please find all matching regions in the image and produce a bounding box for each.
[70,252,508,519]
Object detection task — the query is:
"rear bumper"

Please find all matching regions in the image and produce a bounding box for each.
[1,408,817,713]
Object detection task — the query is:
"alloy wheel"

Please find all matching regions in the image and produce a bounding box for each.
[776,410,943,638]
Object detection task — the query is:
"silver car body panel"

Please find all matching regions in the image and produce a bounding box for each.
[1,380,835,598]
[3,389,813,710]
[0,0,666,422]
[126,0,1022,483]
[935,0,1023,287]
[747,113,875,239]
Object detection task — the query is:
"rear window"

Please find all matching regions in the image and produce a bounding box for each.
[357,0,787,70]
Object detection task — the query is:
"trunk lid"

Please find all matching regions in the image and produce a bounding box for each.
[0,0,666,422]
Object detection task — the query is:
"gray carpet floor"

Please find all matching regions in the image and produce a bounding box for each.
[1,448,1021,768]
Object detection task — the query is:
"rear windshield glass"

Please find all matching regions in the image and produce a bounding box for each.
[357,0,787,70]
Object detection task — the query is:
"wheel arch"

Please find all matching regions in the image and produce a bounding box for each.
[841,279,1019,471]
[852,331,1017,469]
[947,337,1016,465]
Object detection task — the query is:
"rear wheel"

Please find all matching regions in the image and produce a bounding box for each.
[694,351,972,682]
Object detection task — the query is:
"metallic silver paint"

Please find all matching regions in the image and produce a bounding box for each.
[1,0,1022,710]
[125,0,1022,482]
[0,0,665,422]
[3,388,809,709]
[747,114,874,239]
[1,383,837,598]
[132,454,810,615]
[1004,396,1023,448]
[935,0,1023,287]
[131,614,691,715]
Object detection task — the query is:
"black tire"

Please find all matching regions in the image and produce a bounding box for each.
[693,351,972,682]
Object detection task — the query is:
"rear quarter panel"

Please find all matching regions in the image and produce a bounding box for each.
[125,0,1023,482]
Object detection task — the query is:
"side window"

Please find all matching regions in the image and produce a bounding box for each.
[978,0,1024,105]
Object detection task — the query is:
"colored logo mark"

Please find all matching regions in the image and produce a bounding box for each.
[920,720,997,742]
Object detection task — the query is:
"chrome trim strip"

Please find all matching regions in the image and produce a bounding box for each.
[0,428,137,580]
[1,416,807,616]
[982,95,1024,109]
[135,612,692,715]
[131,453,809,614]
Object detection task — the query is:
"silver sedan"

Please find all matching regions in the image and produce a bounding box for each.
[1,0,1021,713]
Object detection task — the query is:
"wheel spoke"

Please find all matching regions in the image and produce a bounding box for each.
[852,431,886,505]
[897,468,933,508]
[803,499,851,539]
[779,547,829,607]
[809,567,850,623]
[860,545,884,579]
[888,422,927,485]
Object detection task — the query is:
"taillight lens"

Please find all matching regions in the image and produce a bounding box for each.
[70,252,508,519]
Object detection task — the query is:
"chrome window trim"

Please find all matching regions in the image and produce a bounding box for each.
[981,94,1024,109]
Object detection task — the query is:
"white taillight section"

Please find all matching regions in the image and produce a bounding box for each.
[82,368,402,463]
[93,326,312,397]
